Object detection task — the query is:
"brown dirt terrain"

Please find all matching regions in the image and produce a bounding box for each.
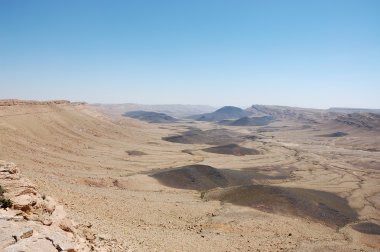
[0,101,379,251]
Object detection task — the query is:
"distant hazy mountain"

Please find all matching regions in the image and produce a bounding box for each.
[123,111,177,123]
[246,105,380,130]
[248,104,326,116]
[193,106,249,122]
[92,103,215,118]
[334,113,380,130]
[246,104,332,123]
[328,108,380,114]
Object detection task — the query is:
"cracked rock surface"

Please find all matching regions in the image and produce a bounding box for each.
[0,160,120,252]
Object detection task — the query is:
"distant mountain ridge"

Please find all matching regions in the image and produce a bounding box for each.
[123,111,177,123]
[92,103,215,118]
[328,108,380,114]
[193,106,249,121]
[246,105,380,130]
[334,113,380,130]
[97,102,380,130]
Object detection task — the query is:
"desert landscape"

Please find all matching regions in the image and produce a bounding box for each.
[0,100,379,251]
[2,1,379,251]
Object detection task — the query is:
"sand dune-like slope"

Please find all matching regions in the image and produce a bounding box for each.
[0,102,379,251]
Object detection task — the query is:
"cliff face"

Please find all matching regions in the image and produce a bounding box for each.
[0,161,114,252]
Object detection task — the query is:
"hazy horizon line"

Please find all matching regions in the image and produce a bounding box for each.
[2,97,380,110]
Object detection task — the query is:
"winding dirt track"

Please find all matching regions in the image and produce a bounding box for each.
[0,103,379,251]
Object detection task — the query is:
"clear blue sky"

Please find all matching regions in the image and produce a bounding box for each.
[1,0,379,108]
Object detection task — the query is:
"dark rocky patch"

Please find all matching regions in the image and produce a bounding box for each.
[181,149,194,155]
[151,164,357,228]
[243,135,260,141]
[257,126,282,133]
[202,144,259,156]
[162,128,243,145]
[151,165,230,191]
[150,164,288,191]
[317,132,348,137]
[219,116,273,126]
[123,111,177,123]
[352,222,380,235]
[204,185,358,228]
[365,148,380,152]
[126,150,147,156]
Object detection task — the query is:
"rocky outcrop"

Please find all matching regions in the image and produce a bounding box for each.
[0,161,115,251]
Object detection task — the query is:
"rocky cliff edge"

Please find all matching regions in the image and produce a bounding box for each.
[0,160,121,251]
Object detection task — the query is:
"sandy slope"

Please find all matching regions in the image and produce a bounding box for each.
[0,102,379,251]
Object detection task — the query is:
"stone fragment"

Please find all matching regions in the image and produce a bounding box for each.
[60,218,75,233]
[46,232,76,251]
[20,229,33,239]
[12,195,37,212]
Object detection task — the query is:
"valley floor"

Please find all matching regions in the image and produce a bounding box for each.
[0,103,379,251]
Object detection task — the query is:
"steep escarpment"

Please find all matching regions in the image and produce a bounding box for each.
[0,99,72,106]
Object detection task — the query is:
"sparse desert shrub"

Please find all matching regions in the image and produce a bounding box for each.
[0,198,12,209]
[42,194,46,200]
[0,185,12,209]
[200,191,205,199]
[0,185,5,195]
